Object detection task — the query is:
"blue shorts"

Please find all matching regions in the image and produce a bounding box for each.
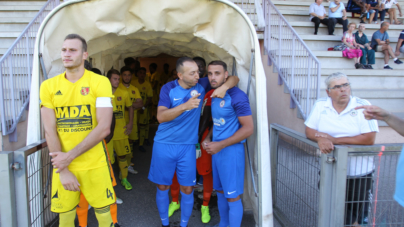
[212,143,245,198]
[148,141,196,186]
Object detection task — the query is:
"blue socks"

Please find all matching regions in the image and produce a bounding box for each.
[229,199,243,227]
[156,188,169,226]
[180,190,194,227]
[217,192,230,227]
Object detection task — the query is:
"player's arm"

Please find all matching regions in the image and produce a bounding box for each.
[211,76,240,98]
[125,105,134,135]
[198,105,212,142]
[205,115,253,155]
[133,98,143,110]
[104,114,115,144]
[157,93,202,123]
[50,106,113,172]
[42,107,81,191]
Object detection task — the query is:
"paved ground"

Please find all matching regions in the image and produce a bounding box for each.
[86,125,259,227]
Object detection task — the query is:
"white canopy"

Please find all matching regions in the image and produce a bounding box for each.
[27,0,272,226]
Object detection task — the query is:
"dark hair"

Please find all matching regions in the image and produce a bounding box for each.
[208,60,227,72]
[84,60,92,70]
[163,63,169,68]
[124,57,136,66]
[107,69,120,80]
[91,68,102,75]
[137,67,147,74]
[176,57,195,72]
[120,66,132,75]
[64,34,87,52]
[193,57,206,66]
[149,63,158,69]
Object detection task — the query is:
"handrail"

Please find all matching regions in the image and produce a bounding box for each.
[263,0,321,119]
[0,0,60,139]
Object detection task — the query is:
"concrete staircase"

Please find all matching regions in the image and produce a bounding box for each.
[272,0,404,134]
[0,1,47,58]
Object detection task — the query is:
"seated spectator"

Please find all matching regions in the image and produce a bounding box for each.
[381,0,403,24]
[353,0,369,20]
[395,29,404,56]
[329,0,349,35]
[363,0,378,23]
[355,24,375,68]
[370,22,403,69]
[305,72,378,226]
[342,23,364,69]
[310,0,331,35]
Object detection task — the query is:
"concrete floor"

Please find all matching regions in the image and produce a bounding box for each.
[86,125,260,227]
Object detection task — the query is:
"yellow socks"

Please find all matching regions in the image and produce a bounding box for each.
[94,206,113,227]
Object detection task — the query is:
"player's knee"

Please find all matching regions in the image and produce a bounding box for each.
[94,205,110,213]
[118,155,126,160]
[180,185,194,194]
[157,184,170,191]
[227,196,241,202]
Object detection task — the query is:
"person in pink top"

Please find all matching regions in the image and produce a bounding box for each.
[342,23,364,69]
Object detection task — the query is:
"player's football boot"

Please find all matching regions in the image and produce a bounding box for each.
[201,205,211,223]
[168,201,180,217]
[121,178,132,190]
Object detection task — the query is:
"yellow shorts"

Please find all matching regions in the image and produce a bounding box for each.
[106,140,115,164]
[51,165,115,213]
[113,139,131,156]
[138,109,149,125]
[128,123,138,141]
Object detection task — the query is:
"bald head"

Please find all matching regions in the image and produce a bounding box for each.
[381,22,390,31]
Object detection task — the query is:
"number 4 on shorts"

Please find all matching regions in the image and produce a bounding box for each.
[106,188,114,200]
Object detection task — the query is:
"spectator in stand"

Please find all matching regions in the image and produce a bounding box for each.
[310,0,331,35]
[355,105,404,208]
[353,0,369,21]
[305,72,378,226]
[370,22,403,69]
[355,24,375,69]
[380,0,403,24]
[395,29,404,56]
[328,0,349,35]
[342,23,364,69]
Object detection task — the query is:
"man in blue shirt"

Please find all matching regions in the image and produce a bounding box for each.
[148,57,239,227]
[395,29,404,56]
[329,0,349,35]
[356,105,404,208]
[370,22,403,69]
[202,61,254,227]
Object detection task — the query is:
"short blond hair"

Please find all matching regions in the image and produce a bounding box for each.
[348,23,357,29]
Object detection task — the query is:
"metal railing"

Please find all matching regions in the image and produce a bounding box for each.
[263,0,321,120]
[0,140,58,227]
[229,0,265,31]
[270,124,404,227]
[0,0,60,140]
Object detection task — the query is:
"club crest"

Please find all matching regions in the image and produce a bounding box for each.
[117,97,122,101]
[220,100,225,108]
[350,109,357,117]
[80,87,90,96]
[132,91,136,94]
[190,90,198,97]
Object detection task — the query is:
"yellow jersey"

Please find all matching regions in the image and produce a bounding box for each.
[112,87,132,140]
[119,83,141,125]
[131,79,153,104]
[39,70,113,171]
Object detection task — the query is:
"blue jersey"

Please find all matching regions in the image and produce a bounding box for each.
[211,87,252,143]
[198,77,211,92]
[154,80,206,144]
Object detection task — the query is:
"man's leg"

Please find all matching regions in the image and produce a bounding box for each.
[383,49,390,64]
[382,44,398,60]
[94,206,114,227]
[114,139,132,190]
[360,48,367,65]
[201,172,213,223]
[368,49,376,65]
[380,9,386,22]
[212,150,229,227]
[338,18,349,33]
[179,186,195,227]
[353,0,367,13]
[328,18,336,35]
[156,184,171,226]
[228,196,243,227]
[169,172,181,217]
[311,17,321,35]
[59,208,77,227]
[76,193,89,227]
[111,194,118,225]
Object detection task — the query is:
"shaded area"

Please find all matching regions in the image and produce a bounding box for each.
[86,125,256,227]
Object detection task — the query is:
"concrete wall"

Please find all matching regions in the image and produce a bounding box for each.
[0,110,28,152]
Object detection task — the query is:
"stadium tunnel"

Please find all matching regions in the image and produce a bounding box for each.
[26,0,272,225]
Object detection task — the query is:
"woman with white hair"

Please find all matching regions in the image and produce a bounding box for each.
[305,72,379,226]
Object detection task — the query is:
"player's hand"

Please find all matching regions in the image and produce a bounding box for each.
[183,93,201,111]
[317,138,334,154]
[355,105,390,121]
[50,151,72,173]
[211,85,228,99]
[204,141,225,155]
[59,169,80,192]
[124,124,133,135]
[202,137,211,150]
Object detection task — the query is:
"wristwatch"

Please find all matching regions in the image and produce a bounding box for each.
[142,106,146,110]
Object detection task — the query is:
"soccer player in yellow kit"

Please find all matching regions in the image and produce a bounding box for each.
[147,63,160,123]
[41,34,114,227]
[120,66,143,173]
[131,67,153,152]
[107,69,134,191]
